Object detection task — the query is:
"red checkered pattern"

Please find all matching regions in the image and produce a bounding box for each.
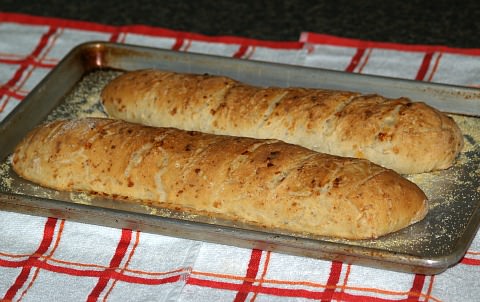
[1,12,480,301]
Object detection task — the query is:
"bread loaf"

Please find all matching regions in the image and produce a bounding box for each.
[12,118,427,239]
[101,69,463,174]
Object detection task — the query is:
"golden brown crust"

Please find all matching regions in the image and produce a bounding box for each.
[101,69,463,174]
[12,118,427,239]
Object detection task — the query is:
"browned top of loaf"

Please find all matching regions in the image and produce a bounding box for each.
[101,69,464,174]
[12,118,427,240]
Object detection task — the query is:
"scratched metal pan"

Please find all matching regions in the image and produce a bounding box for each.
[1,41,479,274]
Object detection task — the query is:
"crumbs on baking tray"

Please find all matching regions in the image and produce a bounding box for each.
[0,156,13,190]
[46,69,123,121]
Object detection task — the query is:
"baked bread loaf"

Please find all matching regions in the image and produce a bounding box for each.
[12,118,427,239]
[101,69,463,174]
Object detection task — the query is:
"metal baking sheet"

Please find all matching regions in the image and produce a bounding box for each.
[1,41,479,275]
